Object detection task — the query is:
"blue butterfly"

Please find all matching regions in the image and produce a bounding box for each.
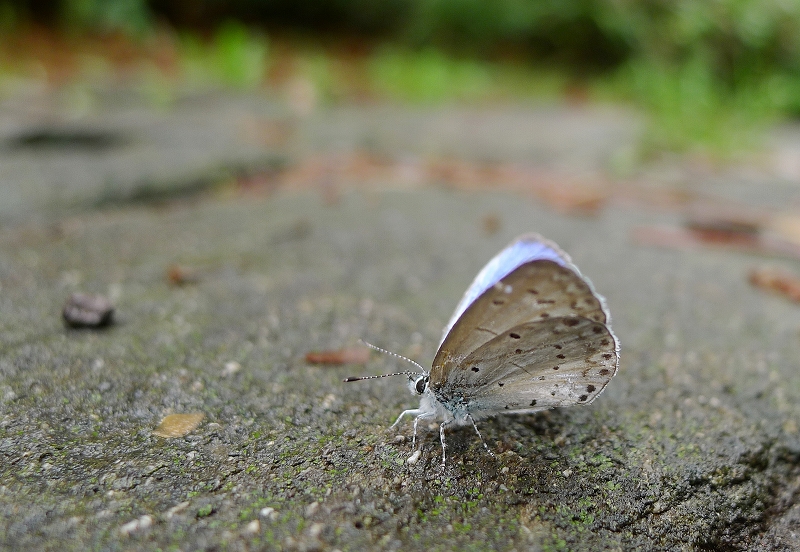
[347,233,620,464]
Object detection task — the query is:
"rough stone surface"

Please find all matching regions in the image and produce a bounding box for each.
[2,89,800,551]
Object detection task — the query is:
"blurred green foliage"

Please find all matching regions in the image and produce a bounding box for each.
[3,0,800,154]
[368,47,568,104]
[179,21,268,89]
[60,0,152,35]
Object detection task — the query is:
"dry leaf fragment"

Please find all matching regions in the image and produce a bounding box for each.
[534,183,607,216]
[305,348,370,366]
[167,265,198,286]
[482,213,501,235]
[684,209,762,246]
[153,413,205,438]
[749,267,800,302]
[633,224,800,260]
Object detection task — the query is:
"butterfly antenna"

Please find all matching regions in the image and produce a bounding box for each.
[344,372,419,383]
[359,339,425,372]
[343,339,425,383]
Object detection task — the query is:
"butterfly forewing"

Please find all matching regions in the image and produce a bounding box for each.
[432,317,618,417]
[440,234,573,345]
[431,259,610,389]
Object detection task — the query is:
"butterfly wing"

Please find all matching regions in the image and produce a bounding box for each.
[432,317,619,417]
[439,234,573,347]
[430,235,619,411]
[433,258,611,376]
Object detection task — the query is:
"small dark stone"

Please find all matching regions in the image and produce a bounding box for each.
[62,293,114,328]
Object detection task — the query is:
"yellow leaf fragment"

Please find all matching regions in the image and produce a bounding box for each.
[153,413,205,438]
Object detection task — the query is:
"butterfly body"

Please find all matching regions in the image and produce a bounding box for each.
[360,233,619,464]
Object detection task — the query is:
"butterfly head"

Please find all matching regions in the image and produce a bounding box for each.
[410,373,430,395]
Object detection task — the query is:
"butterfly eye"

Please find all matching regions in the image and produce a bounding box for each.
[413,375,428,395]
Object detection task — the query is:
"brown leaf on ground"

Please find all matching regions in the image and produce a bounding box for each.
[634,224,800,261]
[305,348,370,366]
[749,267,800,303]
[684,205,764,242]
[482,213,501,235]
[532,182,607,216]
[166,265,198,286]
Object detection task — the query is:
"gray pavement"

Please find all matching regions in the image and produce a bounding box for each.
[2,88,800,550]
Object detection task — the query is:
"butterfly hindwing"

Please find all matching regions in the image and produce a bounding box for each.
[432,317,619,417]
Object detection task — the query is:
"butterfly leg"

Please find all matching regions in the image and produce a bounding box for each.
[391,409,432,449]
[467,414,495,458]
[411,411,435,448]
[439,419,454,466]
[390,408,423,430]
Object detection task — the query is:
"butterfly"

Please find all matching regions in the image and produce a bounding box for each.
[346,233,620,464]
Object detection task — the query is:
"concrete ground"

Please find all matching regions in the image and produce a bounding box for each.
[2,86,800,550]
